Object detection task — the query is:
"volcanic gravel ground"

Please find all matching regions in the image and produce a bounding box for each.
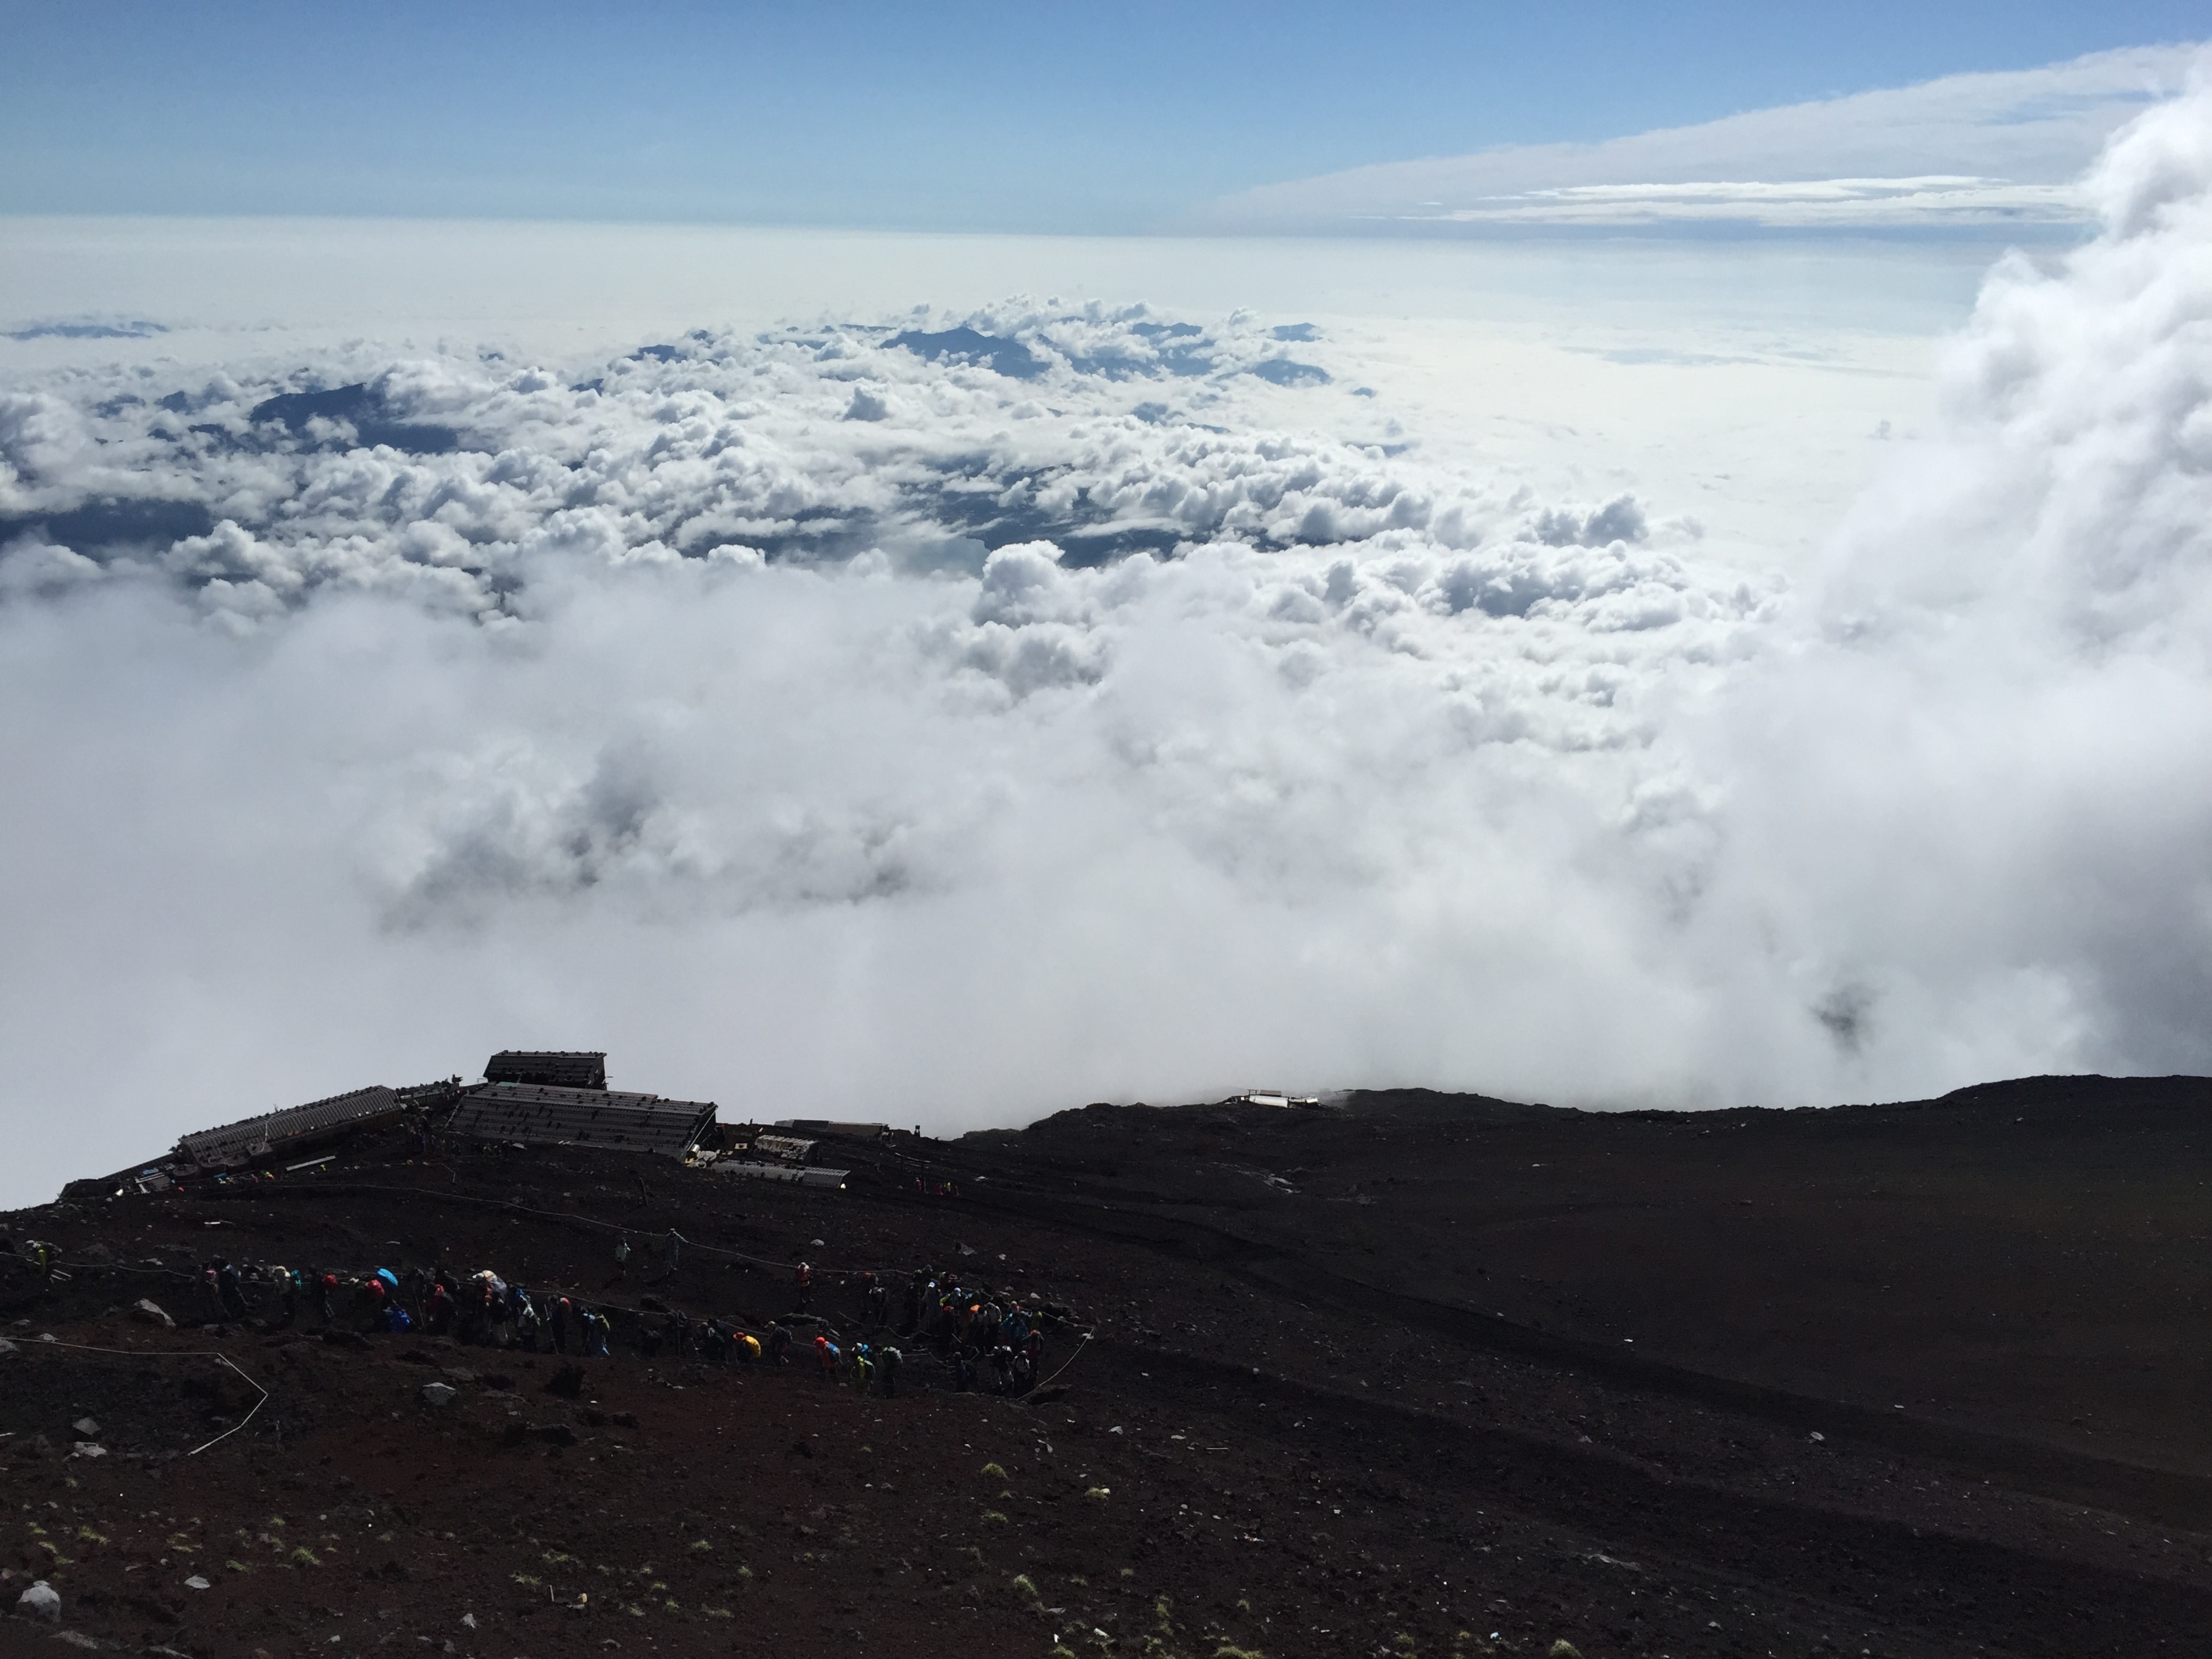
[4,1075,2211,1659]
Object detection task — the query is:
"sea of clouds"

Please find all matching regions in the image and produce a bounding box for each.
[3,87,2210,1202]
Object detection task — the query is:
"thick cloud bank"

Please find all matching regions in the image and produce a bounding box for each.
[5,89,2212,1200]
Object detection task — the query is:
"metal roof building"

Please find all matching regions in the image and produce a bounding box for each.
[176,1084,405,1170]
[773,1119,890,1139]
[448,1082,714,1159]
[484,1050,607,1090]
[714,1160,848,1189]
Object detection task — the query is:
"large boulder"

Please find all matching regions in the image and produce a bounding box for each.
[131,1298,175,1329]
[15,1579,60,1622]
[419,1382,457,1407]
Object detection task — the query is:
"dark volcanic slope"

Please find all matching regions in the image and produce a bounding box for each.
[5,1074,2212,1659]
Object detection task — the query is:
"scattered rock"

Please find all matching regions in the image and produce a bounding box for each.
[70,1442,108,1459]
[420,1382,458,1407]
[72,1416,100,1437]
[16,1579,61,1622]
[0,1337,16,1356]
[183,1575,211,1591]
[541,1364,586,1399]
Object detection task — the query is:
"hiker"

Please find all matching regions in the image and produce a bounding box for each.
[955,1344,978,1393]
[549,1295,572,1354]
[989,1342,1014,1393]
[426,1279,454,1336]
[667,1308,691,1359]
[876,1344,901,1398]
[736,1328,762,1365]
[663,1229,687,1279]
[217,1261,250,1318]
[867,1277,889,1327]
[701,1320,729,1366]
[852,1342,874,1394]
[516,1292,541,1353]
[582,1307,611,1357]
[271,1266,299,1327]
[199,1264,226,1323]
[814,1333,840,1385]
[766,1324,792,1367]
[614,1236,632,1282]
[794,1261,812,1314]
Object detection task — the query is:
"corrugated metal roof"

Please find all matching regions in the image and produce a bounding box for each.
[774,1119,890,1139]
[714,1161,849,1188]
[449,1082,714,1159]
[485,1050,608,1090]
[177,1085,403,1169]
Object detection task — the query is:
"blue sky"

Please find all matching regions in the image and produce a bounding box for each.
[2,3,2207,231]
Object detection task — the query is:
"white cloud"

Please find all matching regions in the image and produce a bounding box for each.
[5,82,2212,1206]
[1195,46,2204,234]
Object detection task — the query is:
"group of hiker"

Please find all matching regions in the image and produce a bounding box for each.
[182,1239,1061,1399]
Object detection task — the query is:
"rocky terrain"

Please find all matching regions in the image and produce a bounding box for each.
[5,1073,2211,1659]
